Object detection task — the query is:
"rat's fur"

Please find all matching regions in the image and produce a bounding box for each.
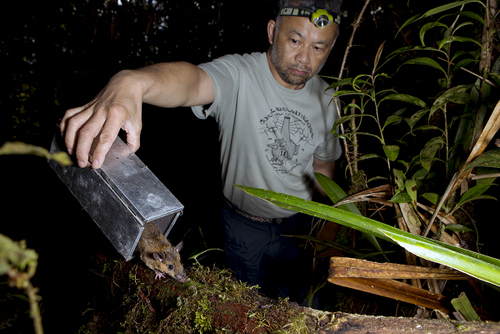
[136,222,186,282]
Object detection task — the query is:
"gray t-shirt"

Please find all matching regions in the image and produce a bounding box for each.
[192,52,341,218]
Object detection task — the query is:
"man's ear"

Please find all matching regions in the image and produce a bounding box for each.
[267,20,277,45]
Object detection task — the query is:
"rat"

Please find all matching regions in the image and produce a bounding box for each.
[136,222,186,282]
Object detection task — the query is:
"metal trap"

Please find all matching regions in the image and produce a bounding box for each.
[48,134,184,261]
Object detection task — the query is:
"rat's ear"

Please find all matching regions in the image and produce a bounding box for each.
[153,252,166,262]
[174,241,183,253]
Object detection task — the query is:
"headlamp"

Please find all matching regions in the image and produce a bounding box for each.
[278,1,340,29]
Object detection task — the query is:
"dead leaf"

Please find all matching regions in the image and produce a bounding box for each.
[328,258,469,313]
[329,257,467,280]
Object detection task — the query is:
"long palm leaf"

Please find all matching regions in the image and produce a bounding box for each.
[236,185,500,287]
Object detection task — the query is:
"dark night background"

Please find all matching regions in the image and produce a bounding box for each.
[2,0,499,332]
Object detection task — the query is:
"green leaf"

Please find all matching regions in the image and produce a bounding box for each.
[476,167,500,184]
[453,11,486,26]
[452,21,474,34]
[452,58,477,75]
[466,149,500,170]
[451,293,481,321]
[383,115,403,129]
[387,46,445,60]
[383,145,399,161]
[405,178,418,207]
[489,73,500,86]
[339,132,383,142]
[420,21,449,46]
[389,192,412,203]
[420,137,444,171]
[455,184,496,209]
[412,168,429,180]
[327,77,354,90]
[342,103,362,114]
[438,36,484,50]
[236,185,500,287]
[400,57,447,77]
[411,156,445,171]
[422,192,440,205]
[314,173,388,261]
[404,109,429,132]
[351,153,383,166]
[314,173,360,214]
[430,85,472,116]
[397,13,423,36]
[445,224,473,233]
[379,94,427,108]
[413,125,445,133]
[331,90,370,99]
[420,0,485,18]
[396,1,485,37]
[380,228,500,288]
[332,114,376,129]
[393,169,406,190]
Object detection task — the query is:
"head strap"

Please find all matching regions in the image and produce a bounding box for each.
[279,1,341,28]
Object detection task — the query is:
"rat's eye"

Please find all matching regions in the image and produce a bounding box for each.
[168,264,174,270]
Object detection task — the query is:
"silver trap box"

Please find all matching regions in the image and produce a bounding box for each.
[48,134,184,261]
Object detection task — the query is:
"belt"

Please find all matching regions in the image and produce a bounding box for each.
[225,198,291,224]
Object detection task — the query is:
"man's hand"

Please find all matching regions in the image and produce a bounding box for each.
[60,70,143,169]
[60,62,215,169]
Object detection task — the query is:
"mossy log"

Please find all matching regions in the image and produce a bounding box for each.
[78,254,500,334]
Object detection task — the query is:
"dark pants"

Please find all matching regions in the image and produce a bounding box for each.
[221,199,313,302]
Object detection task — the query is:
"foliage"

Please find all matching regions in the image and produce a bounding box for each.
[0,234,42,334]
[0,144,74,334]
[328,0,499,242]
[0,141,72,166]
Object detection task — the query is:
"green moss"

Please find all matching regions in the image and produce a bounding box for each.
[77,261,315,334]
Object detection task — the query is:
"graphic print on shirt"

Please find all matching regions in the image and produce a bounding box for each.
[260,107,315,175]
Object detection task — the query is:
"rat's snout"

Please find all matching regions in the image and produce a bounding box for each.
[176,273,187,282]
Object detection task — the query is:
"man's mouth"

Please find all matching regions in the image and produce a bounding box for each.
[290,68,309,77]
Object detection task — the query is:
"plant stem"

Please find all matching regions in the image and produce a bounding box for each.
[349,100,359,176]
[337,0,371,80]
[26,282,44,334]
[444,104,449,179]
[333,0,371,180]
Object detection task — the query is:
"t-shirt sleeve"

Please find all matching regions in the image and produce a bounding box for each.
[191,55,240,120]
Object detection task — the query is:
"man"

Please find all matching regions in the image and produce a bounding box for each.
[61,0,342,302]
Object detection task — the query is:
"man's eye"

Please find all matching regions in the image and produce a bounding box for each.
[291,39,299,44]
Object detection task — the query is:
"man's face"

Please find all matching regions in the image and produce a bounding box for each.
[267,15,337,90]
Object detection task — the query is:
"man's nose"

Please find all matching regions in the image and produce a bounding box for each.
[295,48,311,65]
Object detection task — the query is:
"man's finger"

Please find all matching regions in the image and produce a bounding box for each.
[88,104,129,169]
[125,130,141,153]
[74,116,107,168]
[61,106,86,155]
